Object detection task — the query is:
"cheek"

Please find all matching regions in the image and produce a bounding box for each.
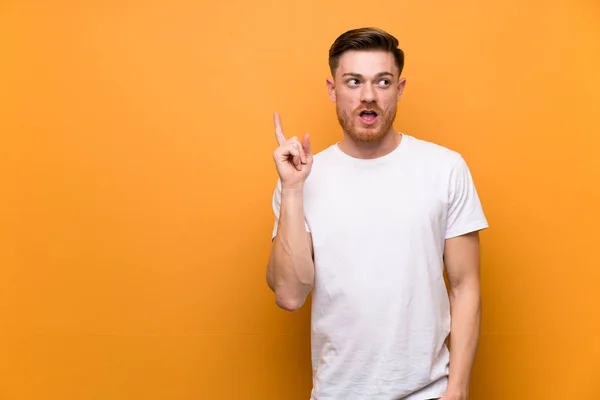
[336,90,358,107]
[383,90,398,103]
[341,100,360,114]
[379,96,397,112]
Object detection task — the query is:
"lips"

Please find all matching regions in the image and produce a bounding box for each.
[358,109,379,124]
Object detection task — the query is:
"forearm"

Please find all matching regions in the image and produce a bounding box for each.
[267,187,314,311]
[447,282,481,396]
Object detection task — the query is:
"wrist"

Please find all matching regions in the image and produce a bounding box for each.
[445,384,469,399]
[281,184,304,194]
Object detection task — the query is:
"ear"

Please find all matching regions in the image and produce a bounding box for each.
[396,77,407,101]
[326,77,336,103]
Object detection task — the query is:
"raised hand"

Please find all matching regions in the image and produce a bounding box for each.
[272,112,313,190]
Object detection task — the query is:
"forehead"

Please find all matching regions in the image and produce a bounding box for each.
[335,50,397,78]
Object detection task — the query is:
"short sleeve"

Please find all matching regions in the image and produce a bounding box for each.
[271,179,311,239]
[445,156,489,239]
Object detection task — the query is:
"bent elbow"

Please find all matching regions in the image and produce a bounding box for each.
[275,294,305,312]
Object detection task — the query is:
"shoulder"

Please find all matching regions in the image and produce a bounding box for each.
[306,144,339,175]
[312,144,338,163]
[404,134,464,170]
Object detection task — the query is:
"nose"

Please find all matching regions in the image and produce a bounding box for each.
[360,82,377,104]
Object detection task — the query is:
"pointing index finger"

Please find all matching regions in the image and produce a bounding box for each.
[273,112,286,146]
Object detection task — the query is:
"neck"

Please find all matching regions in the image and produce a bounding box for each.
[338,130,402,159]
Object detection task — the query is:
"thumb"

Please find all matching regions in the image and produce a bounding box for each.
[301,133,312,157]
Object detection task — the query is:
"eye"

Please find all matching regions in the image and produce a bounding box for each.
[378,79,391,87]
[346,78,360,87]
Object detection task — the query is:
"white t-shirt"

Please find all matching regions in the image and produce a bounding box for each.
[271,133,489,400]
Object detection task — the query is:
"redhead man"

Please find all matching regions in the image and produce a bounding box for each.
[267,27,488,400]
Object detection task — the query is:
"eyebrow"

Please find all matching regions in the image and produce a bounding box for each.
[342,72,395,79]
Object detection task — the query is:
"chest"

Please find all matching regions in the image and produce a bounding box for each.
[304,168,450,306]
[304,167,448,247]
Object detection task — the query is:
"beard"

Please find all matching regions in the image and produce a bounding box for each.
[336,104,397,143]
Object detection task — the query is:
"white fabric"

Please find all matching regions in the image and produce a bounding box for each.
[271,133,489,400]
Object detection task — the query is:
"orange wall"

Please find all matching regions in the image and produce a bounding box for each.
[1,1,599,399]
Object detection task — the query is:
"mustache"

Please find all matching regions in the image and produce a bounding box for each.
[353,106,382,115]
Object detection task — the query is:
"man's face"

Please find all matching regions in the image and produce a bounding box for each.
[327,50,406,143]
